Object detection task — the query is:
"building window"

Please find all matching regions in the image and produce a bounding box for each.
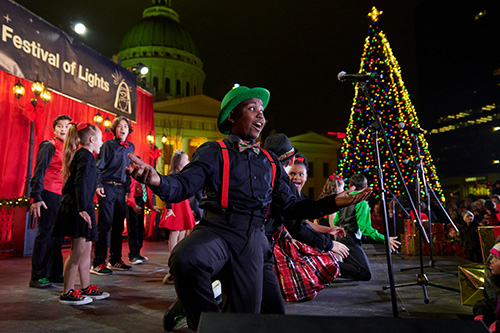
[186,82,190,97]
[165,78,170,93]
[153,77,158,93]
[323,162,329,178]
[308,162,314,178]
[176,80,181,95]
[308,187,315,199]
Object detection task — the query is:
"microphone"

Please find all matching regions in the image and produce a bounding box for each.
[398,122,430,135]
[337,71,382,82]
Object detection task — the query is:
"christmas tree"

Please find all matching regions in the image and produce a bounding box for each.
[338,7,443,201]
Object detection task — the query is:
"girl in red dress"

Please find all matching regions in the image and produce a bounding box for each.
[159,150,196,253]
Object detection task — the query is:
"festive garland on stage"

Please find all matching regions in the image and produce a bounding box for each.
[1,197,156,214]
[0,196,31,210]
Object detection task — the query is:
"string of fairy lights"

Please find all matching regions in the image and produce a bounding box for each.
[0,198,154,216]
[338,7,444,202]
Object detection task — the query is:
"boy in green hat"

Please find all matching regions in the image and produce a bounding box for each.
[126,85,371,330]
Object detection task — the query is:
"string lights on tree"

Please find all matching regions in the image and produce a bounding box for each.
[338,7,443,201]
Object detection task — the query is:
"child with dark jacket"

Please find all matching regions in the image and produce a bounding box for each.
[92,116,135,275]
[460,210,482,263]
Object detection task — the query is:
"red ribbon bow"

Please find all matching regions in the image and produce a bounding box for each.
[69,121,90,132]
[120,141,129,148]
[329,173,343,182]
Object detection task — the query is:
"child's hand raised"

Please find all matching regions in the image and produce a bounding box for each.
[335,186,372,208]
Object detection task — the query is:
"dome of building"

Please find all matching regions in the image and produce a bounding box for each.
[117,0,205,100]
[118,5,200,58]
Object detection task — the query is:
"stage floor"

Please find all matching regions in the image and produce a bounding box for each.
[0,240,479,332]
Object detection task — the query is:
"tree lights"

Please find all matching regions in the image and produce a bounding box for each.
[338,8,443,201]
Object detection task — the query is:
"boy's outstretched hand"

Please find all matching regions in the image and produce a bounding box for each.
[126,154,161,186]
[335,186,372,208]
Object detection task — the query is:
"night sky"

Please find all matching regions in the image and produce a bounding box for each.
[15,0,424,137]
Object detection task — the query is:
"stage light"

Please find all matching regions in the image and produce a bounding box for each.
[139,64,149,76]
[73,22,86,35]
[130,63,148,76]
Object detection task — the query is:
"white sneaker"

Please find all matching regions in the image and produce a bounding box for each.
[129,257,143,265]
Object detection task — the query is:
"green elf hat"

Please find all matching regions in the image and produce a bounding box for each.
[217,86,270,135]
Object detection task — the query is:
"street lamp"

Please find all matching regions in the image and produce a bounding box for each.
[103,116,112,130]
[12,76,52,255]
[147,131,155,147]
[93,111,103,125]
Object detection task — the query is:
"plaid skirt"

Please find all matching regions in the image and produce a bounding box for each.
[273,238,340,302]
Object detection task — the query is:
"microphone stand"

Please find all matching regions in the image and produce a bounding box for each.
[357,81,429,317]
[425,176,460,276]
[399,136,459,276]
[383,132,459,303]
[387,187,411,237]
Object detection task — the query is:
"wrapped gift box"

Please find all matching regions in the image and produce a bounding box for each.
[478,226,500,264]
[401,220,445,256]
[458,263,484,306]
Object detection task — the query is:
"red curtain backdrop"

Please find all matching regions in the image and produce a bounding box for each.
[0,69,155,199]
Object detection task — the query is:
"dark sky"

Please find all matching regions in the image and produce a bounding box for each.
[15,0,424,137]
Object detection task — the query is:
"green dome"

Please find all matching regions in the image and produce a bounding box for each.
[118,4,200,58]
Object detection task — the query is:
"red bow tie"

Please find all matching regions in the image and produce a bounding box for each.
[238,139,260,154]
[120,141,129,148]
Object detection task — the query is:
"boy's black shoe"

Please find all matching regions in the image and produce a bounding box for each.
[163,299,185,332]
[29,278,54,289]
[90,263,113,275]
[107,260,132,271]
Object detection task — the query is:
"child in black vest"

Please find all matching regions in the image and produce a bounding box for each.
[53,122,109,305]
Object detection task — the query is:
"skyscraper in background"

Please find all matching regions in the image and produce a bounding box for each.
[415,1,500,196]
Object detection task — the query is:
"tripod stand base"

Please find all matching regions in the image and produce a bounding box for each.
[383,273,460,304]
[400,261,459,276]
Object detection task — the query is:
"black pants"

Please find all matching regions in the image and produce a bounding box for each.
[94,184,126,266]
[260,248,286,314]
[126,197,145,259]
[31,190,63,280]
[338,236,372,281]
[169,212,268,330]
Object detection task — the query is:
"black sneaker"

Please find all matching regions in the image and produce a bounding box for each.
[107,260,132,271]
[163,299,185,332]
[81,285,110,300]
[90,263,113,275]
[59,289,93,305]
[29,278,54,289]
